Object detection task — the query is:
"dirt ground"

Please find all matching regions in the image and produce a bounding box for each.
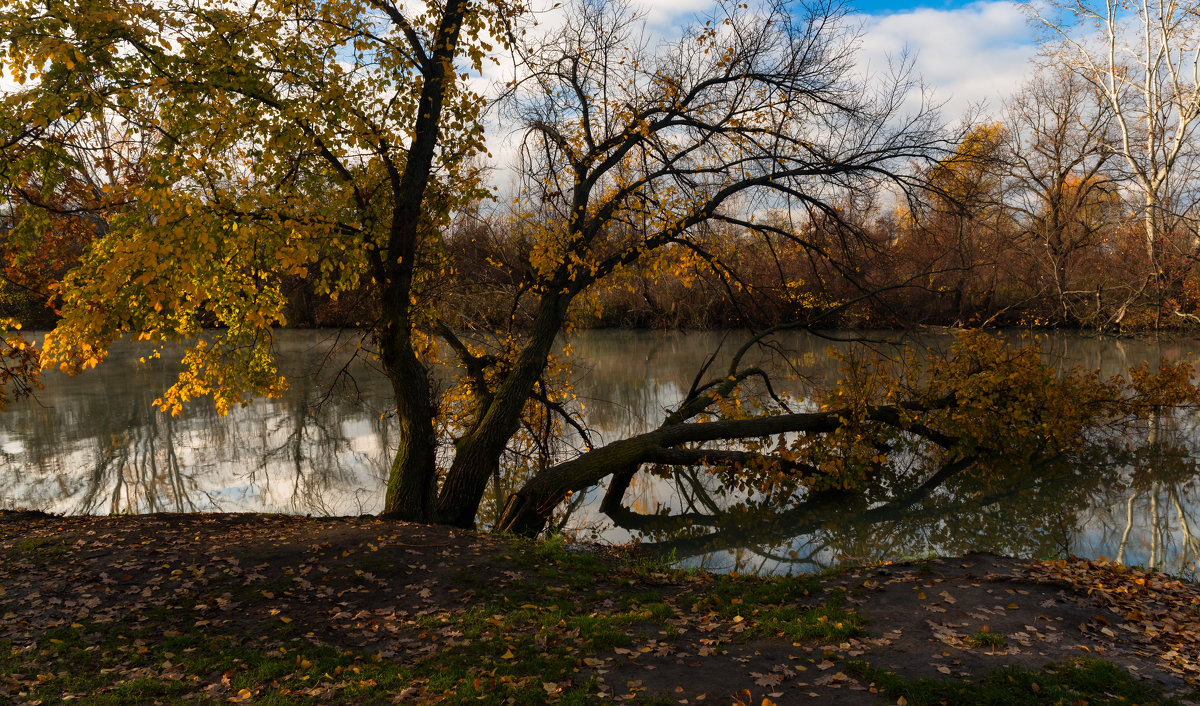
[1,511,1198,704]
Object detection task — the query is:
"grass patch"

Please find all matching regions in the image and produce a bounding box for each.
[688,573,863,641]
[691,573,820,616]
[8,534,77,565]
[754,593,865,642]
[846,657,1182,705]
[969,629,1007,650]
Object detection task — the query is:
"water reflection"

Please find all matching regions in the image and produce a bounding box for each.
[0,332,395,516]
[2,329,1199,578]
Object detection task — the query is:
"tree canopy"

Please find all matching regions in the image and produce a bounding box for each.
[4,0,1200,534]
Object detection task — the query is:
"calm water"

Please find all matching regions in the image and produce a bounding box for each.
[3,329,1199,578]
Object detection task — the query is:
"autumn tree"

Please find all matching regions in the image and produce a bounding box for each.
[433,0,961,528]
[1028,0,1200,322]
[8,0,1194,536]
[1002,64,1124,325]
[890,123,1015,324]
[1,0,519,524]
[0,37,157,406]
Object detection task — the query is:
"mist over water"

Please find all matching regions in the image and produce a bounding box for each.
[2,329,1199,578]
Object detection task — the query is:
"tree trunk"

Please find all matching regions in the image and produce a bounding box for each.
[379,322,439,521]
[494,400,957,535]
[1145,192,1161,330]
[436,293,571,527]
[375,0,471,522]
[378,264,438,521]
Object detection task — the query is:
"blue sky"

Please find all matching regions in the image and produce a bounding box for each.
[633,0,1039,117]
[852,0,1038,118]
[848,0,997,13]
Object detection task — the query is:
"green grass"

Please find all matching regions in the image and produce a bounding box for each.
[691,572,820,615]
[691,576,863,641]
[846,657,1182,705]
[969,629,1007,650]
[9,533,77,564]
[1,526,869,705]
[754,592,865,642]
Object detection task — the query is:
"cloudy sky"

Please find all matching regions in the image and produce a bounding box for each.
[857,1,1038,115]
[639,0,1040,119]
[0,0,1040,121]
[477,0,1041,190]
[1,0,1042,173]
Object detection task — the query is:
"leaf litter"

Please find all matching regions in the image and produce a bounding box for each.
[0,511,1196,704]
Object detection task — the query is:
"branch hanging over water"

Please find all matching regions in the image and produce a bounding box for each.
[495,397,955,535]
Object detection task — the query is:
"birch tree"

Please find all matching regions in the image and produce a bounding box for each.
[1027,0,1200,322]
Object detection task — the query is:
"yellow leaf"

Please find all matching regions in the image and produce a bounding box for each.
[501,649,515,659]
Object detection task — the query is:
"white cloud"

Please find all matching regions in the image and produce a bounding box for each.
[478,1,1040,178]
[857,1,1038,120]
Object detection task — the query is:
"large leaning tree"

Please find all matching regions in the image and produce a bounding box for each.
[4,0,1194,533]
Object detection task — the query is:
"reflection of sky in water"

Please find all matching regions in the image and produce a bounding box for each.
[1,329,1199,578]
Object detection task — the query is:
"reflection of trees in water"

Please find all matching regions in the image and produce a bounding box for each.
[1079,409,1200,577]
[543,331,1200,576]
[6,329,1200,578]
[567,330,858,439]
[247,365,394,516]
[575,400,1200,578]
[75,401,207,515]
[6,355,226,514]
[0,331,396,515]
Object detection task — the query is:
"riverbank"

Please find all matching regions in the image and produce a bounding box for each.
[1,512,1197,705]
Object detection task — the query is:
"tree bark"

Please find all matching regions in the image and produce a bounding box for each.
[436,293,572,527]
[375,0,469,521]
[379,321,439,521]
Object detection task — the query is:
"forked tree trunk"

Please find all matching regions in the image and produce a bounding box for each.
[436,294,572,527]
[373,0,470,522]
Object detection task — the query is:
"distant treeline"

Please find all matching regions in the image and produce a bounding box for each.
[4,191,1197,333]
[3,71,1199,334]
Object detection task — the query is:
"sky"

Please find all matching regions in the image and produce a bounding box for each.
[0,0,1043,173]
[637,0,1041,120]
[858,0,1039,117]
[0,0,1042,121]
[478,0,1042,191]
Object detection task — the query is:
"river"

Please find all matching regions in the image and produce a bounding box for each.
[2,329,1199,578]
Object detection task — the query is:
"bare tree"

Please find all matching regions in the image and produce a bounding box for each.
[1027,0,1200,323]
[475,0,962,533]
[1003,62,1124,325]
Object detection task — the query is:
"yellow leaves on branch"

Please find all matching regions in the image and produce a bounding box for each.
[156,336,288,417]
[790,331,1200,493]
[0,318,41,411]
